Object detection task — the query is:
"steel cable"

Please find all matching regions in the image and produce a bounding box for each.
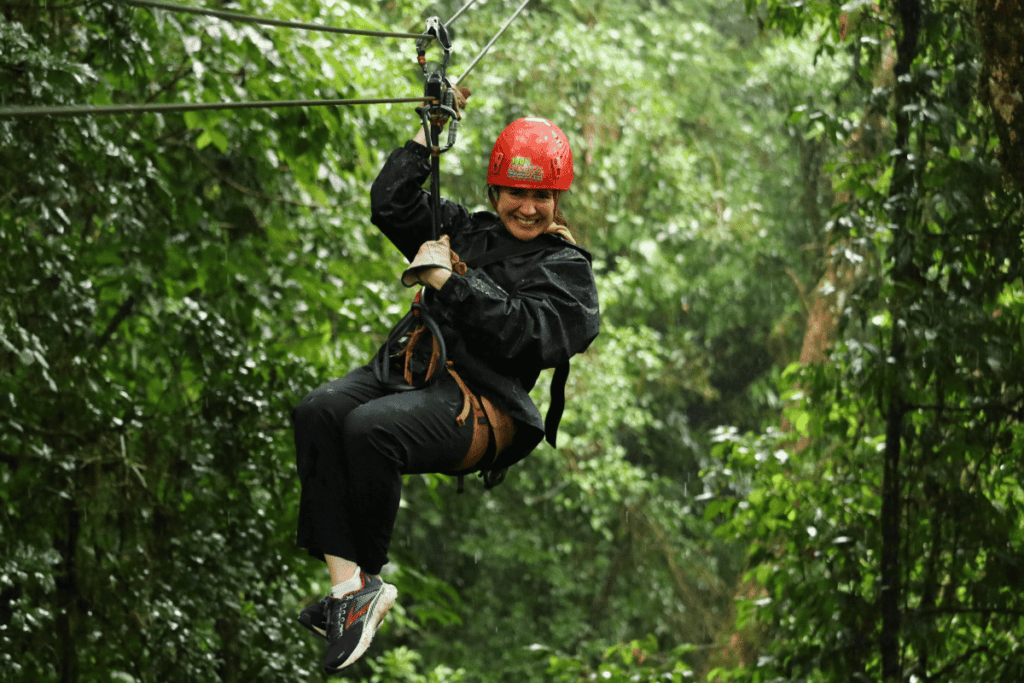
[0,0,532,118]
[452,0,531,85]
[444,0,480,27]
[0,97,432,118]
[120,0,425,39]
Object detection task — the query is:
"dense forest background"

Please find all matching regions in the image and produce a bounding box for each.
[2,0,1023,681]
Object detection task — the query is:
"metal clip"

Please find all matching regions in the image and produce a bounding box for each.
[416,16,459,155]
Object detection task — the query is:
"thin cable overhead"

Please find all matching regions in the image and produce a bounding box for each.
[121,0,425,39]
[452,0,531,85]
[0,97,432,118]
[445,0,480,26]
[0,0,531,118]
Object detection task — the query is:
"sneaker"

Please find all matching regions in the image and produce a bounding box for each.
[322,572,398,673]
[297,594,331,639]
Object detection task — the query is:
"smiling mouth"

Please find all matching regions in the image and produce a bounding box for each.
[515,217,540,226]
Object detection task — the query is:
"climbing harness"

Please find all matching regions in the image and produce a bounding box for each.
[377,241,558,492]
[373,279,511,492]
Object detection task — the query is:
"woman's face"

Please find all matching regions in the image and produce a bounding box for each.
[493,187,557,241]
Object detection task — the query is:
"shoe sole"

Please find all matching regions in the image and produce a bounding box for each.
[325,583,398,672]
[297,612,327,638]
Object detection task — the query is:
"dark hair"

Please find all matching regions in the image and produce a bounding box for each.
[487,185,571,228]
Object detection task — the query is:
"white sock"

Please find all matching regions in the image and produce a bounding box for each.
[331,569,363,599]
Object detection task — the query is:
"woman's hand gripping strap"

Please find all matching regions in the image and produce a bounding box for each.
[401,235,467,288]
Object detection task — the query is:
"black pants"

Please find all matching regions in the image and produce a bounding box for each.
[291,364,473,574]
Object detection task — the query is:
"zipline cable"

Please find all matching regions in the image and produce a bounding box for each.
[451,0,531,86]
[444,0,480,27]
[0,0,532,118]
[121,0,425,39]
[0,97,432,118]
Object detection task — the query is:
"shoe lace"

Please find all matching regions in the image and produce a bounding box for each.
[330,598,351,637]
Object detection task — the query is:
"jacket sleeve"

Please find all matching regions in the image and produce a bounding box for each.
[370,141,472,261]
[432,246,600,369]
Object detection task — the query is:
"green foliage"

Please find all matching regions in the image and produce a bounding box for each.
[546,635,696,682]
[708,1,1024,681]
[1,0,859,682]
[1,0,425,680]
[359,646,466,683]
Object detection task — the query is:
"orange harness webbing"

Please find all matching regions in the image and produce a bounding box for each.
[446,361,491,471]
[447,362,515,472]
[400,328,514,474]
[400,326,440,387]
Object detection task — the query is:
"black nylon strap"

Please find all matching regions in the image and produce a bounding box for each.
[545,361,570,447]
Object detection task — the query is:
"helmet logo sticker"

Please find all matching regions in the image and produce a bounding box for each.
[507,156,544,182]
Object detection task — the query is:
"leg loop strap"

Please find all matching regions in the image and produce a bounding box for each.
[401,325,442,386]
[446,361,491,472]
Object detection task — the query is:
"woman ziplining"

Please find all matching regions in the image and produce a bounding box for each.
[289,93,601,672]
[2,0,593,672]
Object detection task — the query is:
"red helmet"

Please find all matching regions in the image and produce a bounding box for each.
[487,118,574,191]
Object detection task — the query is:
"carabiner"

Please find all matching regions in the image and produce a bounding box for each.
[416,16,460,155]
[416,100,460,153]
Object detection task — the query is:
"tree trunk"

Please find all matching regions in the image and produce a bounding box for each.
[55,499,81,683]
[976,0,1024,192]
[880,1,922,680]
[797,262,842,366]
[880,386,905,683]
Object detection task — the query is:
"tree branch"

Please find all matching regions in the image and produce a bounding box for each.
[126,57,193,134]
[914,607,1024,617]
[95,296,137,351]
[191,147,334,210]
[924,645,989,682]
[905,401,1024,419]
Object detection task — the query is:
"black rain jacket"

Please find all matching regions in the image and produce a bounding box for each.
[370,141,601,471]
